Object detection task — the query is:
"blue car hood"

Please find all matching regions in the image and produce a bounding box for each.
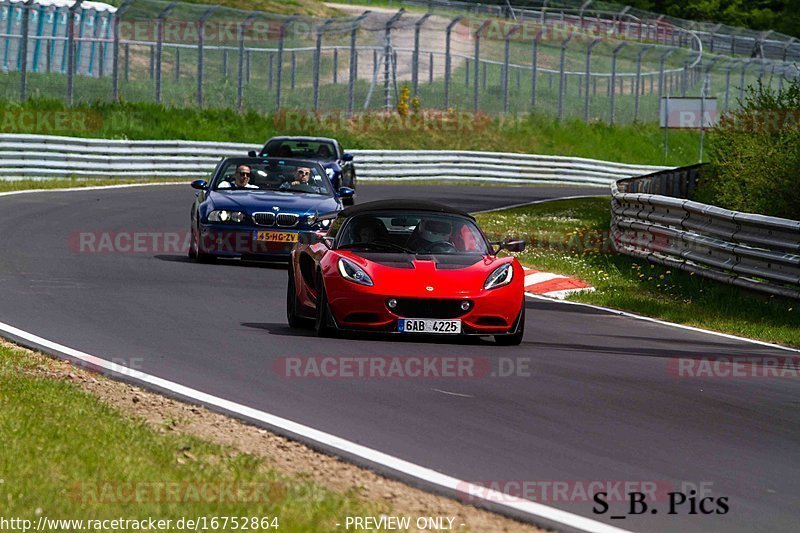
[207,190,340,215]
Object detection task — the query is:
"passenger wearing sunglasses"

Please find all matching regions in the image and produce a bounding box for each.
[280,166,316,192]
[218,165,259,189]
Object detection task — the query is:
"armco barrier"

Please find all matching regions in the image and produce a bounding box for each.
[611,165,800,299]
[0,134,669,186]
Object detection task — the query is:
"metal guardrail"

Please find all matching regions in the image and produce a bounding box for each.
[611,165,800,299]
[0,133,669,186]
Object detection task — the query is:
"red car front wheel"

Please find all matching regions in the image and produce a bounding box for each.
[314,283,337,338]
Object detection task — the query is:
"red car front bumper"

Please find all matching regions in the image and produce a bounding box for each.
[323,274,524,335]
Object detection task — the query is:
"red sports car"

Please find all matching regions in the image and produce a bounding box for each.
[287,200,527,345]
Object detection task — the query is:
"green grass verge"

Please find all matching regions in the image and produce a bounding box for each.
[0,343,386,531]
[0,98,700,166]
[0,178,184,193]
[475,197,800,347]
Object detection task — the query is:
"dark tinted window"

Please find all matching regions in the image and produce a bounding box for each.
[262,140,337,161]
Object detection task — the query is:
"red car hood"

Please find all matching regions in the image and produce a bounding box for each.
[336,251,515,297]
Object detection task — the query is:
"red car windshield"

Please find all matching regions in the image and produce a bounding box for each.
[336,212,490,255]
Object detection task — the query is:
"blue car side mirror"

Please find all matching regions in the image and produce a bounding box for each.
[342,153,354,162]
[338,187,355,198]
[248,150,257,157]
[191,180,208,190]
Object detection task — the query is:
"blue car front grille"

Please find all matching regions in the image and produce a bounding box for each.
[276,213,299,227]
[253,212,276,226]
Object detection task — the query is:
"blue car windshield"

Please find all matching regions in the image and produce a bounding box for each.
[262,140,337,161]
[212,161,330,195]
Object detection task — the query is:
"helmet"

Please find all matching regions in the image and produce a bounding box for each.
[418,219,451,243]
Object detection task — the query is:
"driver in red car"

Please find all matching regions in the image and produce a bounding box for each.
[407,219,454,252]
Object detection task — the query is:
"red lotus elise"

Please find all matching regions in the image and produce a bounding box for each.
[287,200,527,345]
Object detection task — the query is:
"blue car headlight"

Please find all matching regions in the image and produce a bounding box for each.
[485,263,514,290]
[207,210,246,224]
[306,215,332,228]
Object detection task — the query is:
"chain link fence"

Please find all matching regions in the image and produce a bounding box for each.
[0,0,797,125]
[368,0,800,63]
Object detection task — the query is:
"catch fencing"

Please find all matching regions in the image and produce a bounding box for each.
[611,165,800,299]
[0,133,668,186]
[0,0,797,124]
[370,0,800,63]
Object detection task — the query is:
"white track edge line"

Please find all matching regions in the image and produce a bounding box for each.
[0,320,633,533]
[524,294,800,354]
[472,195,609,214]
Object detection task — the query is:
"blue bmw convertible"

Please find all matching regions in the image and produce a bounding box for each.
[188,157,354,262]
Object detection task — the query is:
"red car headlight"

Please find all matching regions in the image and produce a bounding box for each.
[338,258,374,286]
[484,263,513,290]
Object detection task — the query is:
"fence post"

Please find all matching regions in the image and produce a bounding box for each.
[313,18,334,111]
[112,0,133,101]
[48,5,60,73]
[722,61,735,113]
[66,0,84,105]
[275,15,297,110]
[444,15,463,110]
[633,45,651,122]
[291,51,296,89]
[237,12,258,112]
[609,42,627,125]
[583,38,601,123]
[195,6,217,108]
[578,0,592,30]
[473,20,490,113]
[348,12,369,115]
[155,2,178,105]
[681,58,690,97]
[530,28,542,110]
[739,59,750,102]
[332,48,337,84]
[19,0,33,101]
[502,24,521,114]
[383,9,404,111]
[412,12,430,96]
[557,33,573,122]
[268,52,273,89]
[656,49,673,119]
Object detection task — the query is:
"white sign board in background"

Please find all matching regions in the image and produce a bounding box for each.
[660,97,719,128]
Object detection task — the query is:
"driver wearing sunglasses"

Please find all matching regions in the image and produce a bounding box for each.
[218,165,259,189]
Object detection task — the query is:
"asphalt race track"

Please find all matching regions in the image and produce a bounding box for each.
[0,183,798,532]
